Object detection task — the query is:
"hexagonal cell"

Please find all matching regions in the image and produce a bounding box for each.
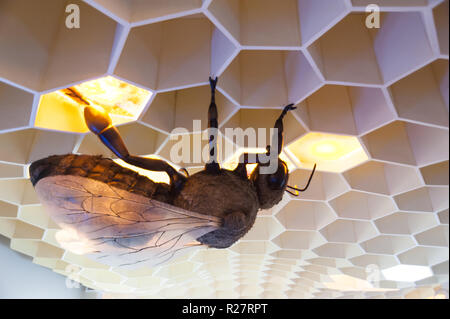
[0,179,39,206]
[141,85,236,134]
[208,0,300,47]
[229,241,278,255]
[62,252,110,269]
[296,270,330,283]
[241,216,284,241]
[295,85,395,135]
[0,0,117,91]
[158,131,234,168]
[389,60,449,127]
[337,267,368,281]
[191,249,231,264]
[360,235,415,255]
[431,260,448,276]
[208,0,348,46]
[313,243,364,259]
[88,0,203,24]
[344,161,423,196]
[362,121,449,167]
[32,257,59,270]
[35,76,153,133]
[438,209,449,225]
[0,129,78,165]
[398,246,449,266]
[320,219,378,243]
[0,220,16,238]
[272,230,326,250]
[276,200,336,231]
[307,257,352,269]
[270,249,316,260]
[0,162,23,179]
[0,200,18,218]
[302,264,333,276]
[266,263,295,273]
[329,191,396,220]
[263,269,292,280]
[415,225,449,247]
[34,242,65,259]
[374,212,438,235]
[18,205,59,229]
[420,161,449,186]
[350,254,398,269]
[80,269,123,284]
[115,15,237,90]
[308,12,434,84]
[394,187,449,212]
[221,108,307,149]
[9,238,40,257]
[286,132,369,173]
[433,0,449,56]
[287,169,349,200]
[0,81,34,131]
[78,122,167,158]
[220,50,322,107]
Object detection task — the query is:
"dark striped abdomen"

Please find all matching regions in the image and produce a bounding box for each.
[29,154,171,203]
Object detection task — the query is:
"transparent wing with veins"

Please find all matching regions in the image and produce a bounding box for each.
[35,175,220,269]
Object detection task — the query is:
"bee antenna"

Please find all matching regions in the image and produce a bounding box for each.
[287,163,317,192]
[285,189,299,196]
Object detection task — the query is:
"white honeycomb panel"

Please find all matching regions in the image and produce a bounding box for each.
[0,0,448,299]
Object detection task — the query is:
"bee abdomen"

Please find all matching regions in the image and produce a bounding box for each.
[29,154,171,202]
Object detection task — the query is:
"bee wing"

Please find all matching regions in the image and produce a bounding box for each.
[34,175,221,269]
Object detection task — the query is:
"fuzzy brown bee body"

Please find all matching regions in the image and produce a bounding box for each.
[30,154,263,250]
[30,77,314,268]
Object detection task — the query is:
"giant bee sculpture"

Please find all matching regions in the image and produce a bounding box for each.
[29,77,316,268]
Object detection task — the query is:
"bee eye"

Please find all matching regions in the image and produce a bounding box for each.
[267,161,289,190]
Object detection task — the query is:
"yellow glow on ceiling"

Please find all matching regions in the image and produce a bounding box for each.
[114,155,181,185]
[35,76,152,133]
[222,148,296,176]
[286,132,368,173]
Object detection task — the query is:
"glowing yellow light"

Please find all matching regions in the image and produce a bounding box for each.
[312,141,338,157]
[286,132,368,173]
[35,76,152,133]
[114,155,181,185]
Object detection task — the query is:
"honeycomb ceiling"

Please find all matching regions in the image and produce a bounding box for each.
[0,0,448,299]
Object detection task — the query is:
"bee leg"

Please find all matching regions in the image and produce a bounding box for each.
[84,106,186,194]
[273,104,296,155]
[205,76,221,174]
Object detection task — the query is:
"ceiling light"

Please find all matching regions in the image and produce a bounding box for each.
[35,76,152,133]
[286,132,368,173]
[382,265,433,282]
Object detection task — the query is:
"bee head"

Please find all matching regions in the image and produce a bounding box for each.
[250,159,289,210]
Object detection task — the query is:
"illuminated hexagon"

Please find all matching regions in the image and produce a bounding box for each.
[35,76,153,133]
[286,132,368,173]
